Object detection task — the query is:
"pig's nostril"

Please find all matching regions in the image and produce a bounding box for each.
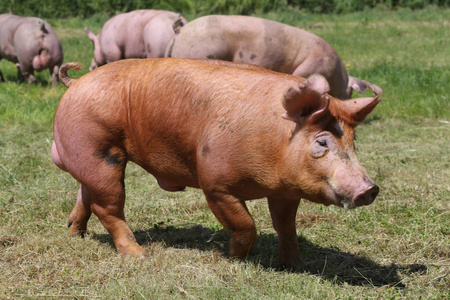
[354,184,379,207]
[370,185,380,201]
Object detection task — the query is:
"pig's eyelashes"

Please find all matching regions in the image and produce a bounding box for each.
[311,137,330,158]
[317,140,327,147]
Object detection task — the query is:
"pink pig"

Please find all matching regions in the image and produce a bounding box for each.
[0,11,63,87]
[85,9,187,70]
[167,15,370,99]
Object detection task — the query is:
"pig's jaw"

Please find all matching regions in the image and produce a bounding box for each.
[340,198,356,211]
[324,183,357,210]
[324,178,379,210]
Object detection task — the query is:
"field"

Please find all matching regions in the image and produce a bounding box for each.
[0,6,449,299]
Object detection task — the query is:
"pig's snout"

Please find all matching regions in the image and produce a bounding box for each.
[353,184,379,207]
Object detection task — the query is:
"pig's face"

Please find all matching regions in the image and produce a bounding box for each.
[282,74,381,209]
[305,121,379,209]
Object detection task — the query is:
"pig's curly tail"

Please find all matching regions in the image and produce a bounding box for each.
[59,62,81,88]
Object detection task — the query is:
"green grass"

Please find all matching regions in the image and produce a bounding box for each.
[0,7,449,299]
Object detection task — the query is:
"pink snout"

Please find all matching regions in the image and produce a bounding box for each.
[353,184,379,207]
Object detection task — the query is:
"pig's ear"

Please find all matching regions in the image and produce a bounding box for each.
[343,84,382,123]
[348,76,370,94]
[85,27,97,42]
[281,74,331,123]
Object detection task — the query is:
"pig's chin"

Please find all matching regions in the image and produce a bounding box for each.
[323,184,357,210]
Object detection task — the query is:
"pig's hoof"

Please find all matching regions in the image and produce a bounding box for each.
[279,256,303,272]
[131,249,147,259]
[119,245,148,259]
[280,261,304,272]
[68,217,87,237]
[68,224,86,238]
[229,239,255,258]
[115,235,148,258]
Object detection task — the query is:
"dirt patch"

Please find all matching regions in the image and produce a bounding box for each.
[0,235,17,247]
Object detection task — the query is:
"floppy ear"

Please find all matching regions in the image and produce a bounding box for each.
[281,74,331,123]
[342,84,382,123]
[348,76,370,94]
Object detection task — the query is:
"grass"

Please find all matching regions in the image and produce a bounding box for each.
[0,6,449,299]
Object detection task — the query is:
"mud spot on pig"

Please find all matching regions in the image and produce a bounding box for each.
[250,54,257,60]
[93,147,124,167]
[332,122,344,137]
[239,51,243,59]
[336,150,350,161]
[202,145,210,157]
[207,55,215,59]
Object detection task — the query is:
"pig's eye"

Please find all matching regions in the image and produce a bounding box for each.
[317,140,327,147]
[311,135,332,158]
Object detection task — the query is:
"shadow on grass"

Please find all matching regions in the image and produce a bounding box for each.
[93,224,427,287]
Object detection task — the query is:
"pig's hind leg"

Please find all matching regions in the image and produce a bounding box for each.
[16,62,36,84]
[85,149,147,258]
[52,141,93,237]
[67,184,92,237]
[63,143,147,258]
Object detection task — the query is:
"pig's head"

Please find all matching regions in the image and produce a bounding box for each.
[85,27,104,71]
[282,74,381,209]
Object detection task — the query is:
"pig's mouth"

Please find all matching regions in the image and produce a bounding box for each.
[340,198,356,211]
[326,184,379,210]
[323,184,356,209]
[340,185,379,210]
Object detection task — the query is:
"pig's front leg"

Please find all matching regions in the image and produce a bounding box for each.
[204,191,257,258]
[268,197,302,269]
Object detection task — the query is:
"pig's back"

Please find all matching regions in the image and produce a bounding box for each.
[58,59,296,153]
[99,10,163,58]
[62,58,294,127]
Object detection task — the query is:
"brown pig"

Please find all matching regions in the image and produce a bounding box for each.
[0,12,63,87]
[166,15,370,99]
[85,9,187,71]
[52,58,381,268]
